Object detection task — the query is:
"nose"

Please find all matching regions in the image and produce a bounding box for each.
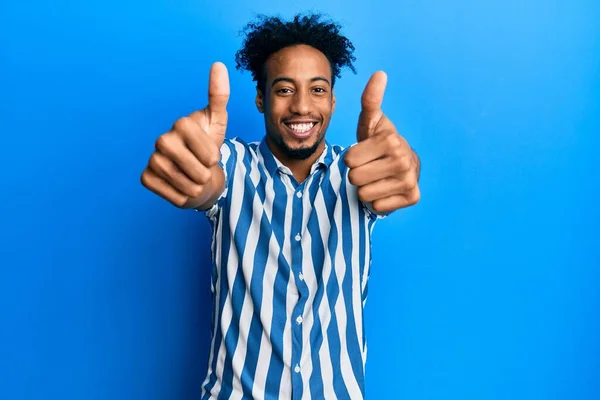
[289,90,310,115]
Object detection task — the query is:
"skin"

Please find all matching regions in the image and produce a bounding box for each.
[255,44,336,183]
[254,44,420,213]
[345,71,421,213]
[140,63,229,210]
[141,45,420,214]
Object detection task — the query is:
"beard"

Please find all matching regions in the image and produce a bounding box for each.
[268,126,326,160]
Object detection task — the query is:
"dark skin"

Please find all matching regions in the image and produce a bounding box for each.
[141,45,420,213]
[256,44,420,212]
[255,44,336,183]
[345,70,421,212]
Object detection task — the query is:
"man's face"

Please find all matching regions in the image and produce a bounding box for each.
[256,44,336,160]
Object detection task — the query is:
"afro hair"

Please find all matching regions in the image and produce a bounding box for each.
[235,12,357,91]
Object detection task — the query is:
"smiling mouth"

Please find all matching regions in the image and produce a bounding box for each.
[283,122,319,139]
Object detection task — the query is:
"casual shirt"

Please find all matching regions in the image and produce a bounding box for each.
[199,136,383,400]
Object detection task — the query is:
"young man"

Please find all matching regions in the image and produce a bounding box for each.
[141,13,420,400]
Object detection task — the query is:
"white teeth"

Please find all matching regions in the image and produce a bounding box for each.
[288,123,315,133]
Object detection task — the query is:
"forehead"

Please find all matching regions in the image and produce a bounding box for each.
[265,44,332,82]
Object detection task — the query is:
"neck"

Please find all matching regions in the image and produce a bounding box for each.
[266,138,326,184]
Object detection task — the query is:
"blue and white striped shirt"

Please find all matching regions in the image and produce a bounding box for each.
[199,137,383,400]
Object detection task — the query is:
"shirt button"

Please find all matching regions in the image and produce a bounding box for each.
[298,273,304,281]
[294,364,301,373]
[294,234,301,241]
[296,315,303,324]
[296,191,302,198]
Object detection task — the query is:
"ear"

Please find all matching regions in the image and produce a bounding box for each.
[255,86,264,113]
[332,91,336,114]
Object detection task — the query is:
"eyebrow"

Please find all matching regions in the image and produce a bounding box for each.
[271,76,331,87]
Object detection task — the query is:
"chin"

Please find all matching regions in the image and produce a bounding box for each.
[283,134,319,148]
[266,120,328,160]
[281,132,325,160]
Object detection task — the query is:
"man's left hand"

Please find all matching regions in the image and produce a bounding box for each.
[344,71,421,214]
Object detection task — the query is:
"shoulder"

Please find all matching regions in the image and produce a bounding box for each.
[222,136,257,151]
[326,142,351,172]
[220,137,261,160]
[330,143,346,155]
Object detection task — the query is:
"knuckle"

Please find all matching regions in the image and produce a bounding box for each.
[392,146,405,159]
[404,175,418,191]
[147,152,159,168]
[207,145,221,167]
[171,195,189,208]
[140,171,151,188]
[407,187,421,205]
[357,186,369,202]
[188,184,204,198]
[173,116,195,134]
[149,153,169,176]
[209,155,221,168]
[372,201,386,214]
[343,152,356,169]
[397,155,412,171]
[197,169,212,185]
[348,170,358,186]
[385,132,399,146]
[412,187,421,204]
[154,134,170,151]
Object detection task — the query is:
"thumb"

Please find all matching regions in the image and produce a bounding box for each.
[207,62,230,142]
[357,71,387,141]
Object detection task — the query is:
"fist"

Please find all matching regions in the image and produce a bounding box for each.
[141,62,230,208]
[344,71,421,214]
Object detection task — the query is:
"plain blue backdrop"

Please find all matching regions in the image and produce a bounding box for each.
[1,0,599,399]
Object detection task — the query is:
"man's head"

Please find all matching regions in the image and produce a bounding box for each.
[235,13,356,161]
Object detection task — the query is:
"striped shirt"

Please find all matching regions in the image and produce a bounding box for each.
[199,136,384,400]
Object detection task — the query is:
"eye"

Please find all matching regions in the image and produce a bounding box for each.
[276,88,293,94]
[313,87,326,93]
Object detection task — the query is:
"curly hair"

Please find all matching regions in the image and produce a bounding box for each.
[235,12,357,91]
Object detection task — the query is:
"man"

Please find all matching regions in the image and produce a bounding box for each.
[141,12,420,400]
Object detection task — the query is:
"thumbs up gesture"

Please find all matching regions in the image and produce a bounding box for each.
[344,71,421,214]
[141,62,230,209]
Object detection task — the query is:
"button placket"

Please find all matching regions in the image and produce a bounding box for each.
[290,182,306,398]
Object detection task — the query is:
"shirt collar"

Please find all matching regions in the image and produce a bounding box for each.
[258,137,335,177]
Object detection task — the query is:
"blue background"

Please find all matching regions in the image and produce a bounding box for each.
[1,0,599,399]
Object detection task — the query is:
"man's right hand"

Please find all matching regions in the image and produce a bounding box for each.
[141,62,230,209]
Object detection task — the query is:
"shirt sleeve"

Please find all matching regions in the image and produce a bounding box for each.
[361,200,389,221]
[195,138,236,219]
